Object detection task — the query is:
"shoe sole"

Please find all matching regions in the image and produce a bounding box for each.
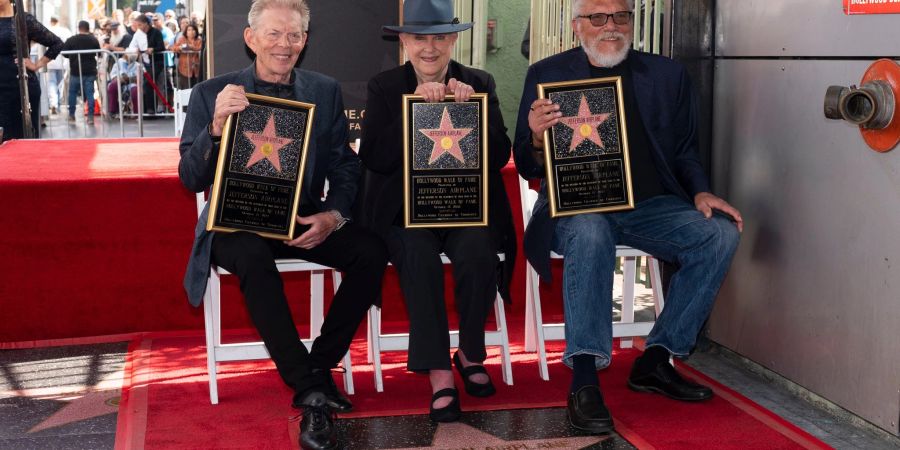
[626,379,713,402]
[566,409,615,435]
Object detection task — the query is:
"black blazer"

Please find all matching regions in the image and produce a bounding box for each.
[356,60,516,302]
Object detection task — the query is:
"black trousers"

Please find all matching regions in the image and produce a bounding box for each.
[385,226,499,372]
[211,223,388,395]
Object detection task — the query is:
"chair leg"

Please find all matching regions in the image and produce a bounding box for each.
[648,257,665,316]
[620,256,637,349]
[330,271,353,395]
[494,294,514,386]
[310,270,324,340]
[369,305,385,393]
[204,269,221,405]
[527,264,551,381]
[524,268,536,352]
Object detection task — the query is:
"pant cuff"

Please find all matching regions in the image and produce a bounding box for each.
[562,349,610,370]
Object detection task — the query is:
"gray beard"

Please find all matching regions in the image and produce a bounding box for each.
[580,35,630,68]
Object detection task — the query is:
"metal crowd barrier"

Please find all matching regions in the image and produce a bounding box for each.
[59,48,202,137]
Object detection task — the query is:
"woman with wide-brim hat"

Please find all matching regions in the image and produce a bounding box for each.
[356,0,516,423]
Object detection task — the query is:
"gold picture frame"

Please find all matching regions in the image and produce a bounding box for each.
[538,76,634,217]
[206,93,315,240]
[402,94,489,228]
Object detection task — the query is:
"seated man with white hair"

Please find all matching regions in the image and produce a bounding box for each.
[178,1,388,448]
[514,0,744,435]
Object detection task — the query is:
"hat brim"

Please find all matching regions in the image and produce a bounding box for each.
[382,22,473,35]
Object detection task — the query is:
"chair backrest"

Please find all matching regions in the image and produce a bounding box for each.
[174,88,193,136]
[518,175,539,225]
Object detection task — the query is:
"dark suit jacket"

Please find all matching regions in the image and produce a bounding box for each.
[355,60,517,302]
[179,64,359,306]
[513,48,710,281]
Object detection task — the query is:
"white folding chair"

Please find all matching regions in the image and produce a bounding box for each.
[174,88,192,136]
[517,176,666,381]
[195,192,354,404]
[353,254,514,393]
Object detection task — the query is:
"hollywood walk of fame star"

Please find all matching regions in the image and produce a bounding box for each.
[243,113,295,173]
[420,107,473,165]
[28,390,121,433]
[394,422,607,449]
[558,94,611,152]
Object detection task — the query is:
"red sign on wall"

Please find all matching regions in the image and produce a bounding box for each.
[844,0,900,14]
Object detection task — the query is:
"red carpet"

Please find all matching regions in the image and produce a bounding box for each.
[115,331,830,449]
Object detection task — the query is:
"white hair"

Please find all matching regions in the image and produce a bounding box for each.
[572,0,635,18]
[248,0,310,32]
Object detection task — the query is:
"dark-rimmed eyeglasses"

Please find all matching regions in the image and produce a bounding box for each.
[576,11,633,27]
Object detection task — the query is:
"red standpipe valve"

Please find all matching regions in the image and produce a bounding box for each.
[824,59,900,152]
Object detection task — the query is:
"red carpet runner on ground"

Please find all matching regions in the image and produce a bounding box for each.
[115,331,829,449]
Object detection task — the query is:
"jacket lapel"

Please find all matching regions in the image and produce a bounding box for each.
[290,69,316,195]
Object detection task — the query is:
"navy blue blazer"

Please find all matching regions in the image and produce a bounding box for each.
[178,64,360,306]
[513,48,710,281]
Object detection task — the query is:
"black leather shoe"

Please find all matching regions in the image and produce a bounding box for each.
[429,387,461,422]
[452,352,496,397]
[293,369,353,413]
[566,385,614,434]
[297,392,338,450]
[627,359,713,402]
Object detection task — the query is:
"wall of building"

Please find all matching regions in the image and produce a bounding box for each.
[707,0,900,435]
[484,0,531,141]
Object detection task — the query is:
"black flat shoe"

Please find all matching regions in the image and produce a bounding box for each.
[627,358,713,402]
[452,352,496,397]
[567,385,615,434]
[297,392,339,450]
[429,387,461,422]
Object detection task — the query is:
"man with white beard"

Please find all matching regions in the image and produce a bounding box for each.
[513,0,744,435]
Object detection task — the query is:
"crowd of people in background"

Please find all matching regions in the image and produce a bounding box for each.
[36,6,206,124]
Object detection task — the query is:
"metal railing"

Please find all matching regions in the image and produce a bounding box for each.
[57,48,203,137]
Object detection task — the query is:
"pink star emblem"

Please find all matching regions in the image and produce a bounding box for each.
[420,107,472,165]
[243,113,294,172]
[558,94,611,152]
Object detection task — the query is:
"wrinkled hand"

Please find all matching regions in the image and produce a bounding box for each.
[414,81,447,103]
[211,84,249,137]
[694,192,743,232]
[446,78,473,102]
[285,212,339,249]
[527,98,561,148]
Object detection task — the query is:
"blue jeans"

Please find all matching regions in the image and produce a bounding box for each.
[68,75,96,118]
[551,195,740,369]
[47,69,64,108]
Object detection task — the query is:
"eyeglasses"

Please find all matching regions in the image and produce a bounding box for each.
[260,30,305,45]
[576,11,633,27]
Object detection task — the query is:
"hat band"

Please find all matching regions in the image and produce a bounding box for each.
[404,17,461,26]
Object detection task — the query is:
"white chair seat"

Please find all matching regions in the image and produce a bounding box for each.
[518,176,666,380]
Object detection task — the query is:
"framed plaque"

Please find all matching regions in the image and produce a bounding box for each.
[538,77,634,217]
[402,94,489,228]
[206,93,315,240]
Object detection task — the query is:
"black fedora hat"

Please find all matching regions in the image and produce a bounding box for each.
[383,0,473,35]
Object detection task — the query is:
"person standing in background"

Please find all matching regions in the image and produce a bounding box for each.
[46,16,71,115]
[61,20,100,125]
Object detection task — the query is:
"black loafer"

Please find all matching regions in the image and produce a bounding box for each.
[566,385,615,434]
[452,352,496,397]
[627,359,713,402]
[297,392,338,450]
[429,387,461,423]
[293,369,353,413]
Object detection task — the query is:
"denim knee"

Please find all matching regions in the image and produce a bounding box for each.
[554,213,615,255]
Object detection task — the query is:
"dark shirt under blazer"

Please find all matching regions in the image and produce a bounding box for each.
[179,64,359,306]
[513,48,711,281]
[356,60,517,301]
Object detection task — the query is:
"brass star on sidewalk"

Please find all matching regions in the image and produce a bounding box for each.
[394,422,606,449]
[244,113,295,173]
[559,94,611,152]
